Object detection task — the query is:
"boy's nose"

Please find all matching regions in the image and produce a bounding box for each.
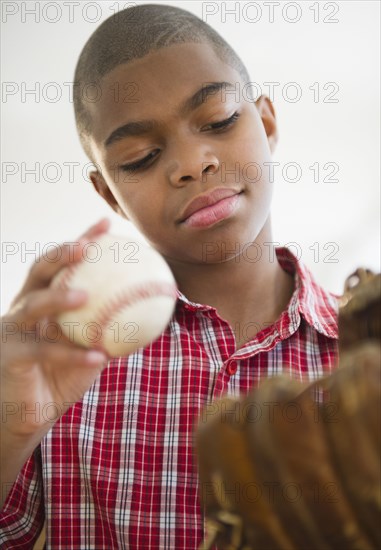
[167,148,219,187]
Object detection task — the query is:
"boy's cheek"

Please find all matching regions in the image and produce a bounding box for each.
[225,137,273,184]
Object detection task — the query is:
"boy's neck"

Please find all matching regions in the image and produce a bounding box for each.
[166,227,295,349]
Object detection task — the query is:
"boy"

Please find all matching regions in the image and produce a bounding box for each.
[0,4,339,548]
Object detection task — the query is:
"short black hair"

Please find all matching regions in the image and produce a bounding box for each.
[73,3,251,159]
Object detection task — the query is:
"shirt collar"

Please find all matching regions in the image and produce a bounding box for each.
[175,246,339,339]
[276,247,339,339]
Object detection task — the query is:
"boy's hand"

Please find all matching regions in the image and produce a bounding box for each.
[1,219,111,437]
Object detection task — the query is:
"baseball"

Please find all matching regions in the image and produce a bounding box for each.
[52,234,178,357]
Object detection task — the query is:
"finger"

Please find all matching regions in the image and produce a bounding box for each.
[6,287,88,326]
[4,337,108,369]
[26,219,110,290]
[38,342,108,368]
[8,220,110,315]
[12,239,88,302]
[77,218,110,241]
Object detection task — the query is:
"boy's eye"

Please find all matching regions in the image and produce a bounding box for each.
[120,150,159,173]
[203,111,240,132]
[119,112,241,174]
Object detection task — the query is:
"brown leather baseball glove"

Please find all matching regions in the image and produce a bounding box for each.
[196,270,381,550]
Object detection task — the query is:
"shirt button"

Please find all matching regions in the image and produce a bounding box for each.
[227,361,238,376]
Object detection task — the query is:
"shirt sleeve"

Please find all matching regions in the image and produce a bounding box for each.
[0,446,45,548]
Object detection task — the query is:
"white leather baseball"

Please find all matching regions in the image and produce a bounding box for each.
[52,234,178,357]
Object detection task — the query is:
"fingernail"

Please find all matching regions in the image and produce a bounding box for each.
[78,238,89,247]
[67,289,88,303]
[86,351,108,365]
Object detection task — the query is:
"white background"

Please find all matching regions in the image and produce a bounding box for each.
[1,0,380,313]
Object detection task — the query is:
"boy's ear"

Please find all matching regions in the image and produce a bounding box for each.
[89,170,128,219]
[255,95,278,153]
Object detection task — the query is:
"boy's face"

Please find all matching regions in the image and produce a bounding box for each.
[87,42,277,265]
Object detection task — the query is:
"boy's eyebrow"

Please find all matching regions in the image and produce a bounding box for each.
[182,81,233,115]
[104,81,233,148]
[104,120,156,147]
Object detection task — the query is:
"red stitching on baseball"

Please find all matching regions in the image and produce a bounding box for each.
[54,262,78,291]
[88,280,178,348]
[53,241,95,291]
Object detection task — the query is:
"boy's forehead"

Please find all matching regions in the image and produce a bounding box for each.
[86,42,243,140]
[99,42,233,87]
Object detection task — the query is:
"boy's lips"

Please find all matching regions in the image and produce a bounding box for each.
[177,187,242,224]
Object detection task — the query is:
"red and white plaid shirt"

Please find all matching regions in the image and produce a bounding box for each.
[0,248,339,549]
